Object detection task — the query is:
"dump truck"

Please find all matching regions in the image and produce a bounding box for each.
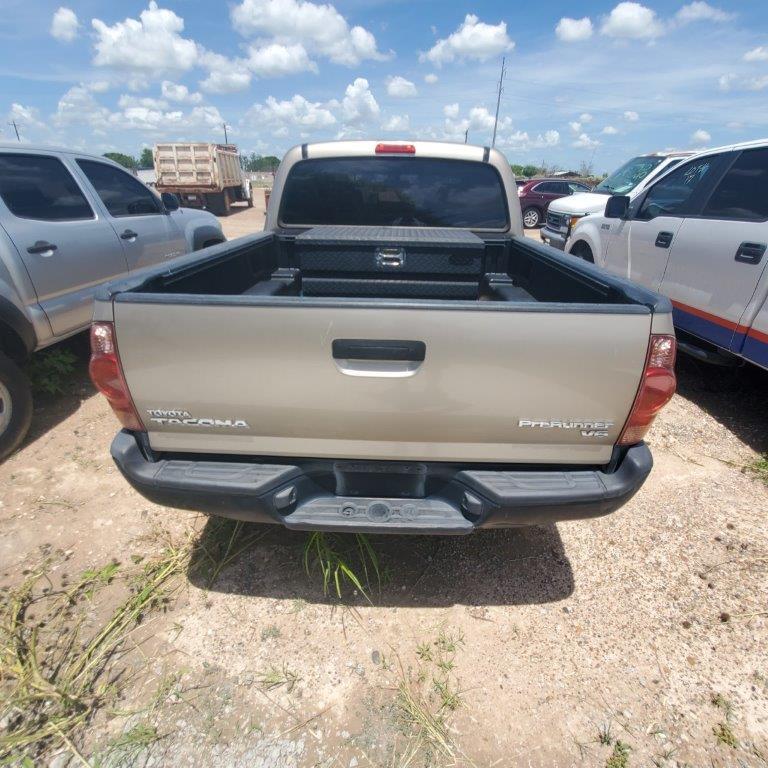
[153,143,252,216]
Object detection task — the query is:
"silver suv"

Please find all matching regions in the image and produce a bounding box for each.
[0,144,225,459]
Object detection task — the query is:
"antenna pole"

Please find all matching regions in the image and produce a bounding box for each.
[491,56,506,148]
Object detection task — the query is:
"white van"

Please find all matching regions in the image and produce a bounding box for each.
[541,151,693,250]
[565,139,768,369]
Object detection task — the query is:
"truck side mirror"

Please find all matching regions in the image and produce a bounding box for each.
[605,195,630,219]
[161,192,180,212]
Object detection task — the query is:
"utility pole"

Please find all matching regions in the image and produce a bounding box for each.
[9,120,20,142]
[491,56,506,148]
[464,128,469,144]
[222,122,229,144]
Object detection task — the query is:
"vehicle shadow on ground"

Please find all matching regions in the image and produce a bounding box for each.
[17,333,96,455]
[188,520,574,607]
[675,354,768,454]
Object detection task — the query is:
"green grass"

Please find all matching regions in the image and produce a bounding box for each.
[25,348,78,395]
[0,539,191,764]
[713,722,738,749]
[255,664,301,693]
[302,532,381,601]
[749,454,768,485]
[605,740,631,768]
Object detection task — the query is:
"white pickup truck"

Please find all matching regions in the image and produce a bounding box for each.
[541,151,693,251]
[566,139,768,369]
[89,140,677,535]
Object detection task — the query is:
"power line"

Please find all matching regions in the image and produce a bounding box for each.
[491,56,506,148]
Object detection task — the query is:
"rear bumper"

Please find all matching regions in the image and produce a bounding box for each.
[111,432,652,534]
[540,226,567,250]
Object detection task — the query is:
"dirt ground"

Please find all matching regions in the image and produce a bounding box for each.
[1,213,767,768]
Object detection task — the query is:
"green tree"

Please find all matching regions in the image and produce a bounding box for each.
[139,148,154,168]
[103,152,137,169]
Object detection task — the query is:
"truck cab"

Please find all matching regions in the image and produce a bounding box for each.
[541,151,693,251]
[566,139,768,369]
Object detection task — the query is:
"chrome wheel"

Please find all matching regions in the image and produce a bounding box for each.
[523,208,540,228]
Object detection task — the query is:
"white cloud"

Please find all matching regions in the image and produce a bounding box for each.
[341,77,380,124]
[231,0,387,66]
[92,2,199,74]
[383,114,410,131]
[498,129,560,150]
[161,80,202,104]
[744,46,768,62]
[51,7,79,42]
[443,103,460,119]
[87,81,111,93]
[568,121,582,133]
[690,128,711,144]
[555,17,593,42]
[54,83,224,135]
[443,105,511,140]
[718,72,768,91]
[602,125,619,134]
[573,132,600,148]
[424,73,439,84]
[580,112,593,123]
[601,2,665,39]
[245,94,336,136]
[386,76,417,98]
[675,2,734,24]
[118,94,169,110]
[199,51,251,93]
[420,14,514,66]
[247,43,317,77]
[623,110,640,121]
[9,103,45,129]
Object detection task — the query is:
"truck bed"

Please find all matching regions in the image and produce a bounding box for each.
[122,227,643,306]
[97,227,671,466]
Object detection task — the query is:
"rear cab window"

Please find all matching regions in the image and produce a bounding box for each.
[703,147,768,221]
[0,153,93,221]
[279,157,509,230]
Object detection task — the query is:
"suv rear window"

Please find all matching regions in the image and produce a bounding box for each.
[279,157,509,229]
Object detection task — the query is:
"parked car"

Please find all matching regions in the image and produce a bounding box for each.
[0,144,226,459]
[90,140,676,535]
[566,139,768,370]
[541,152,693,249]
[517,178,591,228]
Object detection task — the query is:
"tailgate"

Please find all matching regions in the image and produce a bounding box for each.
[114,299,651,464]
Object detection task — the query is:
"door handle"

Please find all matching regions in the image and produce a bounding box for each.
[332,339,425,362]
[655,231,674,248]
[734,241,766,265]
[120,230,139,240]
[26,241,58,255]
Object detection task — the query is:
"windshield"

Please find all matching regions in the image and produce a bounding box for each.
[593,155,666,195]
[280,157,509,229]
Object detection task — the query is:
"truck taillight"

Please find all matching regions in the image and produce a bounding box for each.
[89,322,144,431]
[618,334,676,445]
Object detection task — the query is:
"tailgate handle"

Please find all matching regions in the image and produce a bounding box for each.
[332,339,425,362]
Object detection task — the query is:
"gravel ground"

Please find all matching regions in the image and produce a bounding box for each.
[1,223,766,767]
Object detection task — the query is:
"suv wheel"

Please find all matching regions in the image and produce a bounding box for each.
[522,207,541,228]
[0,352,33,461]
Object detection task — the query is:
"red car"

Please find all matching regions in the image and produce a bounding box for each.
[517,178,591,228]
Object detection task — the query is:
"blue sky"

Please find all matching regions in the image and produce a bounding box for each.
[1,0,767,172]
